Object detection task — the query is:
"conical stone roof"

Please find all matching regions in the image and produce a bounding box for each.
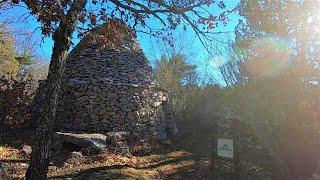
[62,25,156,86]
[55,23,176,141]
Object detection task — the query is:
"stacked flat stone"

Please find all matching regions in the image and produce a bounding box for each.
[54,24,176,141]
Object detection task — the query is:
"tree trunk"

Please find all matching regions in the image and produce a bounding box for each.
[25,1,87,179]
[25,24,71,180]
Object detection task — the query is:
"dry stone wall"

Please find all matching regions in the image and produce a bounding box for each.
[53,25,176,141]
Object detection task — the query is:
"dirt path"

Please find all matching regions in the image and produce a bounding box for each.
[59,119,217,179]
[1,119,218,179]
[46,119,217,179]
[175,119,216,159]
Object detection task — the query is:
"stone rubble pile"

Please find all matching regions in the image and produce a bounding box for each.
[52,24,176,142]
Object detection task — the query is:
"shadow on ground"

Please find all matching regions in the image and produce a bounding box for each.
[49,154,211,180]
[48,118,216,180]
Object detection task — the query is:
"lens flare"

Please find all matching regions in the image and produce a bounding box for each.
[244,36,295,77]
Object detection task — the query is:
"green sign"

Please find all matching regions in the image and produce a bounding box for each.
[218,138,233,158]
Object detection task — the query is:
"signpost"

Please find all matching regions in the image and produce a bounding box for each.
[211,116,241,180]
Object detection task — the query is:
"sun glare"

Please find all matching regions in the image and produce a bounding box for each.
[244,36,295,77]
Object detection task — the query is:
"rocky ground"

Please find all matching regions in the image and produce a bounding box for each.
[0,119,273,179]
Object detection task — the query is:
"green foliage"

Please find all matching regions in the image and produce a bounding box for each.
[237,0,319,80]
[188,85,226,122]
[0,28,34,76]
[154,54,198,113]
[0,27,40,129]
[15,53,34,68]
[0,29,19,77]
[232,1,320,177]
[225,74,320,178]
[155,54,197,87]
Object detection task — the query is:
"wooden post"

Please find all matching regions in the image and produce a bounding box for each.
[210,115,219,179]
[232,117,241,180]
[212,115,242,179]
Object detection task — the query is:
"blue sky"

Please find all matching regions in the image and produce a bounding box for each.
[0,1,242,84]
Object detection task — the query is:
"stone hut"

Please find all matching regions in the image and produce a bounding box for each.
[54,24,176,141]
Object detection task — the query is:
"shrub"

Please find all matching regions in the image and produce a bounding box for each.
[0,75,36,129]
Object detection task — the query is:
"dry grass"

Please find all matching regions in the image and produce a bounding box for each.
[0,145,202,179]
[0,146,22,160]
[0,146,28,179]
